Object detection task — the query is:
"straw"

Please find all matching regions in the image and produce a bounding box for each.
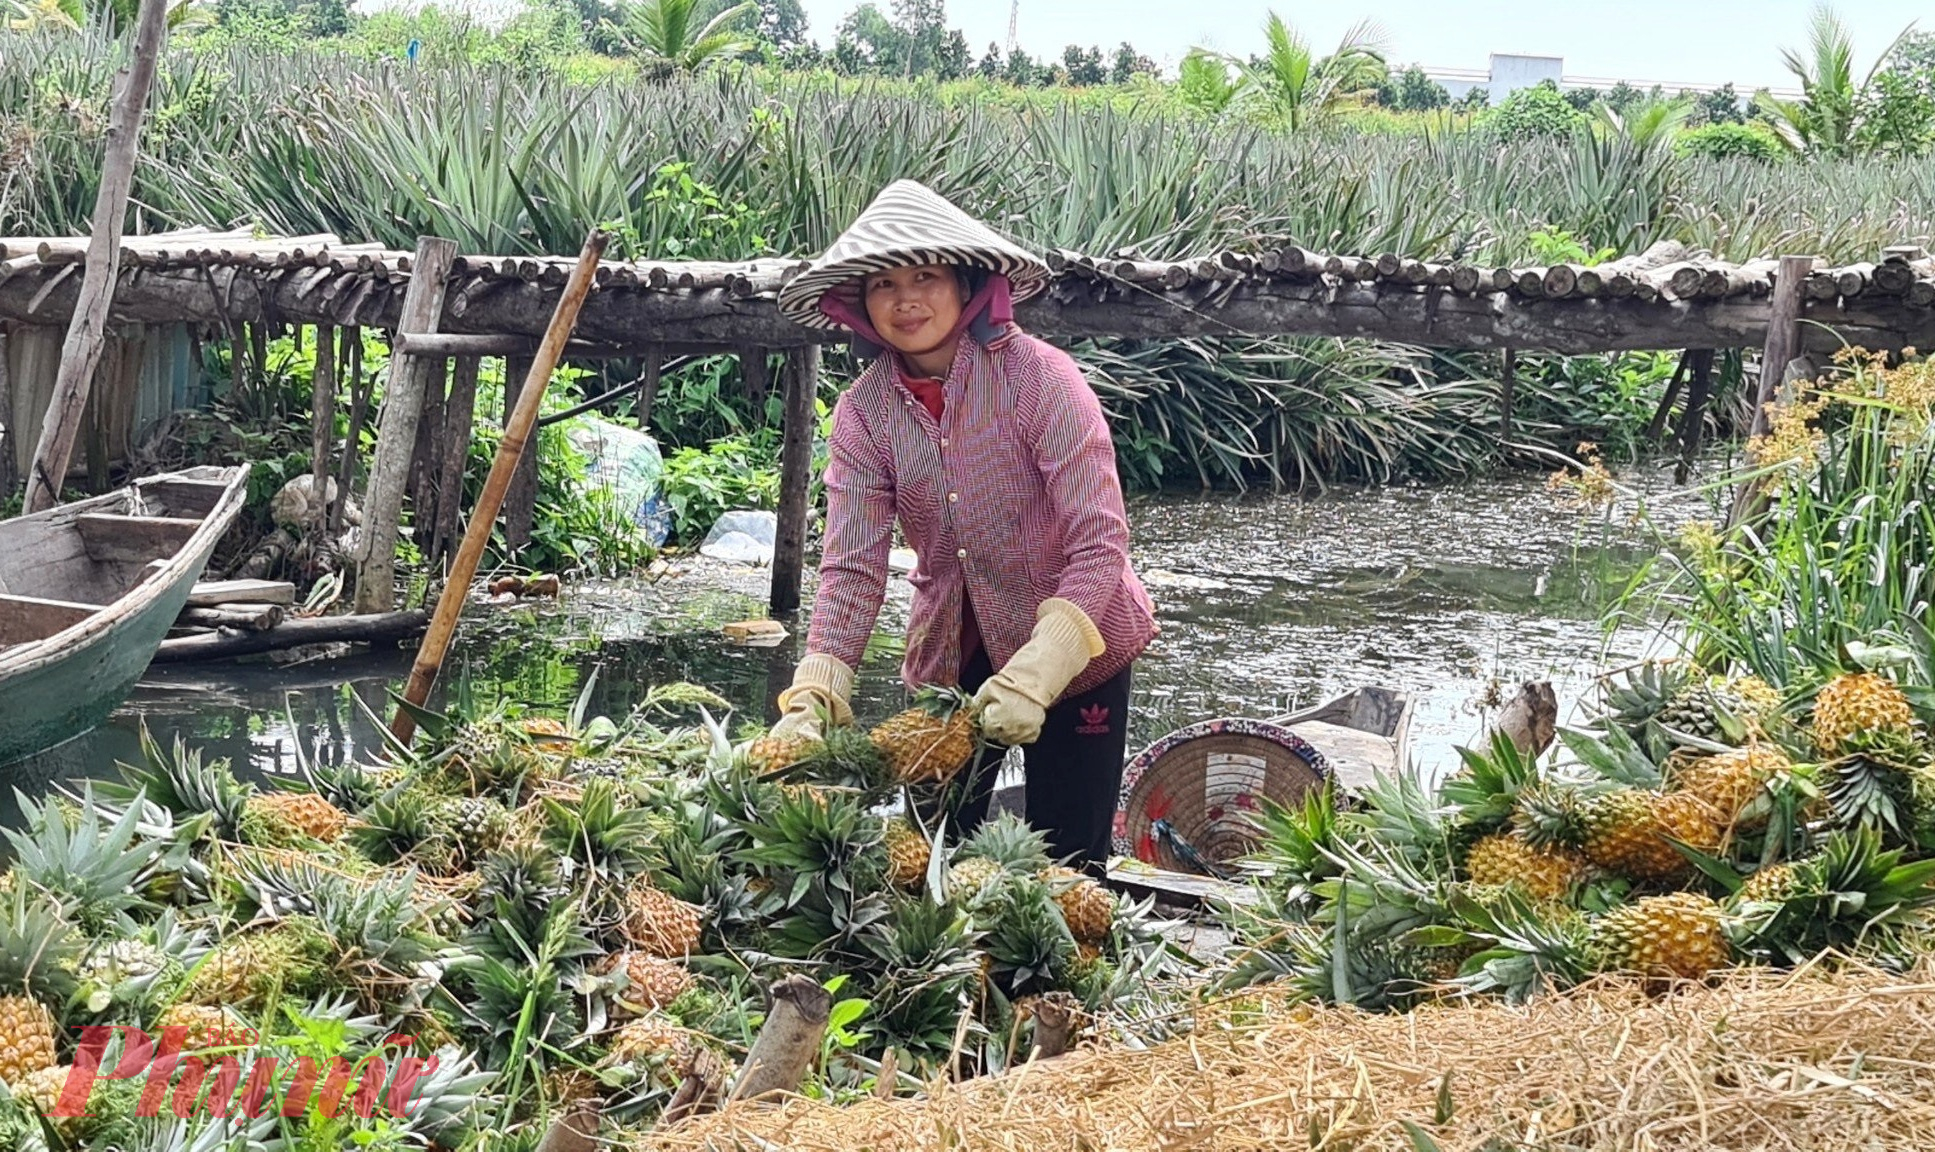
[640,962,1935,1151]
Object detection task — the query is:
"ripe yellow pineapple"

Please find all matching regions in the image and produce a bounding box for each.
[543,1066,602,1104]
[1580,790,1719,883]
[156,1004,245,1051]
[622,883,704,958]
[244,792,347,842]
[607,1014,693,1068]
[870,686,979,783]
[1590,892,1731,980]
[744,735,816,773]
[1463,833,1588,903]
[947,856,1004,902]
[1813,672,1918,754]
[597,952,693,1014]
[883,819,932,889]
[1041,866,1115,945]
[1671,745,1789,824]
[1737,863,1803,905]
[13,1063,74,1114]
[0,996,56,1086]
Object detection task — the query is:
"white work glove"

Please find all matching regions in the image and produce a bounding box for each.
[769,653,855,743]
[972,598,1106,746]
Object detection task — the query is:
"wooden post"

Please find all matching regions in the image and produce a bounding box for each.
[0,326,14,497]
[740,345,771,416]
[634,345,663,430]
[1642,350,1692,442]
[502,354,537,553]
[351,236,457,614]
[408,356,448,554]
[389,231,608,746]
[1675,348,1715,485]
[329,327,365,533]
[432,355,480,570]
[1497,346,1517,446]
[23,0,168,512]
[310,323,335,528]
[1747,256,1814,441]
[728,973,831,1103]
[770,343,819,616]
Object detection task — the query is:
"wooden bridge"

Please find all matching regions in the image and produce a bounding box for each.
[2,227,1931,618]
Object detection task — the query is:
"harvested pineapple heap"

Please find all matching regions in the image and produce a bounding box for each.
[1221,661,1935,1008]
[0,684,1181,1150]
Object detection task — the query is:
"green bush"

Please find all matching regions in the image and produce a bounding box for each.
[1677,122,1784,162]
[1486,82,1588,142]
[661,434,782,543]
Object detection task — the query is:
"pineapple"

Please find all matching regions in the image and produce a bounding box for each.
[542,1066,603,1105]
[1670,745,1789,824]
[607,1014,693,1070]
[744,735,816,773]
[1579,789,1719,883]
[0,997,55,1086]
[870,686,980,784]
[1659,675,1778,742]
[243,792,347,844]
[949,814,1052,904]
[1736,863,1803,905]
[946,856,1004,903]
[1462,833,1588,903]
[79,939,168,986]
[155,1003,244,1051]
[596,952,693,1014]
[621,883,704,958]
[13,1063,74,1114]
[1589,892,1731,981]
[181,920,328,1009]
[1041,866,1115,945]
[1813,672,1918,755]
[883,819,932,890]
[438,796,511,860]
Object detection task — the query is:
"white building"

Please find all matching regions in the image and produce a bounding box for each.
[1422,54,1800,105]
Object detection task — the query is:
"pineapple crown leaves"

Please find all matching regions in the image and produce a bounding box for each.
[1443,886,1595,1001]
[1597,661,1691,728]
[5,784,162,930]
[978,875,1075,996]
[104,725,254,835]
[958,812,1052,872]
[1440,730,1544,832]
[1343,770,1455,877]
[348,788,442,866]
[737,785,884,898]
[1556,726,1664,791]
[1728,829,1935,963]
[1510,781,1590,850]
[539,778,658,880]
[0,881,83,1003]
[1248,786,1345,890]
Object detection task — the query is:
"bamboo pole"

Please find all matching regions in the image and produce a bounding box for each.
[352,237,457,614]
[23,0,168,512]
[770,344,819,616]
[329,328,364,533]
[390,231,608,746]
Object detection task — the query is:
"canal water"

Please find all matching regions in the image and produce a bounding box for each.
[8,461,1721,816]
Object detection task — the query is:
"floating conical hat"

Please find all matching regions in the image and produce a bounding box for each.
[777,180,1050,329]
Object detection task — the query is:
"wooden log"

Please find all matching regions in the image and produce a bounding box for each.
[152,609,430,663]
[309,325,335,529]
[352,236,457,614]
[407,356,447,556]
[1373,253,1403,280]
[1542,264,1580,298]
[1449,265,1483,294]
[1836,262,1877,299]
[770,344,819,617]
[1804,270,1840,300]
[178,603,285,632]
[1675,348,1716,485]
[1643,350,1693,442]
[729,974,832,1103]
[532,1102,599,1152]
[1872,255,1919,296]
[187,579,295,607]
[1498,347,1517,444]
[1030,992,1080,1059]
[1666,263,1709,301]
[1730,256,1814,524]
[740,345,771,414]
[634,346,663,430]
[329,328,365,533]
[502,354,537,552]
[0,327,13,497]
[390,231,608,746]
[431,356,479,569]
[1515,269,1546,296]
[1910,281,1935,308]
[1275,246,1322,276]
[22,0,167,513]
[1573,267,1605,297]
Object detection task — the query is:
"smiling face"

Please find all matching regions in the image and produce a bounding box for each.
[862,263,970,367]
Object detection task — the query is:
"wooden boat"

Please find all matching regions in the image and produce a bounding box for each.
[1269,685,1415,795]
[0,465,248,765]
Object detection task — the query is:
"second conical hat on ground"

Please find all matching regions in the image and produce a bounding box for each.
[777,180,1050,329]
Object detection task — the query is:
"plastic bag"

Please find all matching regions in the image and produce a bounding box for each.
[699,510,779,564]
[563,417,672,546]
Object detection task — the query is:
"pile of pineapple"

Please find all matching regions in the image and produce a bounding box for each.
[1223,659,1935,1008]
[0,684,1175,1149]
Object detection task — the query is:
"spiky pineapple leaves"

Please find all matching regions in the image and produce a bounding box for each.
[1441,731,1544,835]
[1727,829,1935,966]
[6,785,163,932]
[1556,725,1663,791]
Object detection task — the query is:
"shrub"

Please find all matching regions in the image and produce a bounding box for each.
[1486,82,1588,142]
[1677,122,1784,162]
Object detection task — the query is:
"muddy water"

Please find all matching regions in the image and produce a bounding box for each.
[8,462,1718,815]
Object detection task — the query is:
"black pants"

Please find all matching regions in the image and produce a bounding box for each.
[936,645,1133,871]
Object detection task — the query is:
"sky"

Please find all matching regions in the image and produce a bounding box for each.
[789,0,1928,90]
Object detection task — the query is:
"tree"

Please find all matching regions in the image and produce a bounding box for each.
[1563,86,1597,112]
[615,0,755,73]
[1002,45,1037,86]
[754,0,806,53]
[1758,3,1914,155]
[892,0,946,77]
[1061,43,1104,86]
[1603,81,1643,114]
[1455,86,1490,111]
[1593,98,1691,149]
[1692,83,1746,125]
[1209,11,1389,130]
[1381,65,1448,111]
[1110,41,1154,85]
[977,40,1000,78]
[1176,49,1237,114]
[832,2,901,73]
[1489,81,1589,142]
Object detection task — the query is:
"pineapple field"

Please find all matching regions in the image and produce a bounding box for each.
[0,353,1928,1150]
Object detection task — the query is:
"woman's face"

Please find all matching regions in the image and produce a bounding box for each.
[862,263,967,359]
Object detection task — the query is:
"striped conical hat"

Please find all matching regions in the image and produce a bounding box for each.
[777,180,1050,330]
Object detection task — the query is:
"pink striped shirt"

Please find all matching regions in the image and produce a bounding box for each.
[807,328,1157,698]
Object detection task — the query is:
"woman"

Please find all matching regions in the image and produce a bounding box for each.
[767,180,1157,868]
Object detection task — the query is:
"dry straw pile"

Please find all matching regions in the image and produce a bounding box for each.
[644,963,1935,1151]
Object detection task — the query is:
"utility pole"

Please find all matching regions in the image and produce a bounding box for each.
[1005,0,1018,54]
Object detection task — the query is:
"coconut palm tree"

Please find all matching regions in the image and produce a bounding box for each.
[613,0,757,77]
[1211,12,1389,132]
[1757,3,1914,155]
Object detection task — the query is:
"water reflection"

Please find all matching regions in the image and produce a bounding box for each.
[9,463,1715,813]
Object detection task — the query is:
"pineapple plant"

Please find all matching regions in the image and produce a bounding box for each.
[0,888,81,1085]
[180,919,329,1009]
[1041,866,1116,945]
[1728,830,1935,965]
[621,881,704,957]
[1734,863,1804,906]
[1590,892,1732,981]
[744,734,817,773]
[1597,661,1691,742]
[1462,832,1588,903]
[949,813,1052,904]
[978,874,1076,998]
[1812,672,1918,755]
[1658,675,1773,743]
[882,818,932,890]
[870,686,981,784]
[241,791,347,845]
[596,952,693,1015]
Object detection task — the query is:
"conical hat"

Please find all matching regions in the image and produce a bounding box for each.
[777,180,1050,330]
